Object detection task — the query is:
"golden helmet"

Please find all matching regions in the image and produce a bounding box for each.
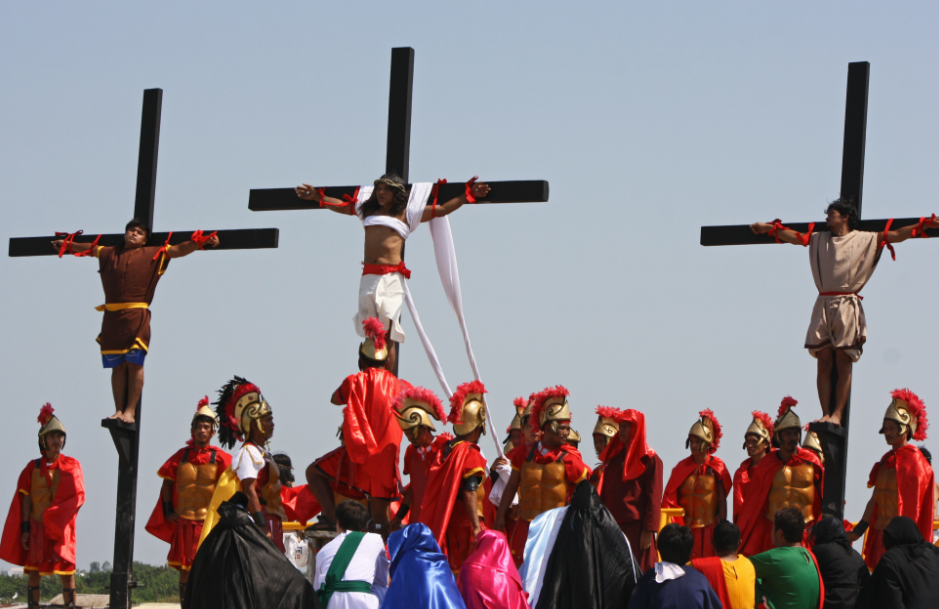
[802,428,824,463]
[880,388,928,441]
[567,429,582,446]
[774,396,801,438]
[743,411,774,449]
[686,409,722,453]
[507,396,528,433]
[593,406,621,439]
[448,381,488,437]
[359,317,389,362]
[192,396,218,428]
[37,403,66,450]
[394,386,445,432]
[215,376,272,448]
[532,386,571,434]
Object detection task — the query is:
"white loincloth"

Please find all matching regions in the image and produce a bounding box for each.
[354,272,406,343]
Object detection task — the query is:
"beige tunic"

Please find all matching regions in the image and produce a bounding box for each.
[804,230,881,361]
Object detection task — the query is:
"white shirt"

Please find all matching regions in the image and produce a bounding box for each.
[355,183,434,240]
[233,444,267,481]
[313,531,389,609]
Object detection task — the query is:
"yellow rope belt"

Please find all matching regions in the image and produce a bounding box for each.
[95,303,149,312]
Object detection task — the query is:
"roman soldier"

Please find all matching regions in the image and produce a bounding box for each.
[419,381,490,574]
[306,318,410,532]
[732,411,773,522]
[567,429,582,450]
[493,386,591,565]
[389,385,450,528]
[0,405,85,609]
[199,377,286,551]
[503,397,528,453]
[849,389,935,570]
[737,397,823,556]
[597,407,662,573]
[145,398,232,605]
[662,410,732,559]
[588,406,620,487]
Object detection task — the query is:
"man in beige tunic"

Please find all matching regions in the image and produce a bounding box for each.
[751,199,937,425]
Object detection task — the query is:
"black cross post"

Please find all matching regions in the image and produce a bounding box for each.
[248,47,549,375]
[8,89,279,609]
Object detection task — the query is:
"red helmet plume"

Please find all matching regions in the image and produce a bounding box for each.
[513,396,528,409]
[362,317,387,352]
[751,411,774,437]
[777,396,798,418]
[37,403,55,426]
[698,409,723,452]
[892,388,928,441]
[394,385,446,422]
[196,396,210,411]
[596,405,623,420]
[530,385,570,432]
[448,380,487,425]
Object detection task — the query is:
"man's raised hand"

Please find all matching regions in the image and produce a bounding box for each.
[470,181,491,200]
[295,183,321,202]
[750,222,773,234]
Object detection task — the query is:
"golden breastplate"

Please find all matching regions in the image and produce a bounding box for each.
[262,462,286,520]
[766,463,815,524]
[519,460,568,521]
[677,470,718,528]
[29,466,60,521]
[873,466,898,530]
[176,460,220,521]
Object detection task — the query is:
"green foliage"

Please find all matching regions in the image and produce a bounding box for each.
[0,562,181,603]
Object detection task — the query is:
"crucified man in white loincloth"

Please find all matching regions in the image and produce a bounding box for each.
[750,199,937,425]
[296,174,490,373]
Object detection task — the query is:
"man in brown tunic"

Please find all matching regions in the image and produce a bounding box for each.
[52,219,218,423]
[751,200,938,424]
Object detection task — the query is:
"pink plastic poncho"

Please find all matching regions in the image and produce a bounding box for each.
[457,530,530,609]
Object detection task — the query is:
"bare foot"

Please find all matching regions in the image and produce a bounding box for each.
[828,414,842,426]
[118,411,136,424]
[108,410,124,420]
[818,414,832,423]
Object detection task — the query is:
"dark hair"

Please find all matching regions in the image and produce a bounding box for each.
[272,453,294,487]
[335,500,370,533]
[919,446,932,465]
[359,174,408,219]
[125,218,152,238]
[658,523,694,564]
[774,507,805,543]
[192,414,217,429]
[711,520,741,555]
[358,353,387,371]
[825,198,859,230]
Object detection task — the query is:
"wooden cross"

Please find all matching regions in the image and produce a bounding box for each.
[7,89,279,609]
[247,47,550,375]
[700,62,883,521]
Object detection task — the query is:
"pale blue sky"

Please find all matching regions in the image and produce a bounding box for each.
[2,2,938,568]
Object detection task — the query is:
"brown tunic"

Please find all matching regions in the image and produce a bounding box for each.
[599,450,663,573]
[95,245,169,354]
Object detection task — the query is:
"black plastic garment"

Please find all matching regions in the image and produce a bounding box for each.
[536,480,637,609]
[860,516,939,609]
[186,495,321,609]
[811,517,870,609]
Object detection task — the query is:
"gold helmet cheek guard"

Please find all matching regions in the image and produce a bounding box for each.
[880,399,914,439]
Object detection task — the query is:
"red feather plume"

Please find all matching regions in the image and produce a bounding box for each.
[362,317,387,352]
[37,403,55,426]
[892,388,928,441]
[196,396,209,411]
[393,385,446,422]
[448,381,487,424]
[751,410,774,437]
[223,382,260,439]
[698,409,723,452]
[777,396,798,418]
[596,405,623,420]
[513,396,528,409]
[530,386,570,432]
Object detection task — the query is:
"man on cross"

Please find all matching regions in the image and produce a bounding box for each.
[296,174,490,372]
[750,200,938,424]
[51,219,219,423]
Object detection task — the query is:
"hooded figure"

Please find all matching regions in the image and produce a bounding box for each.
[535,481,637,609]
[457,530,530,609]
[860,516,939,609]
[186,493,321,609]
[810,517,869,609]
[380,523,466,609]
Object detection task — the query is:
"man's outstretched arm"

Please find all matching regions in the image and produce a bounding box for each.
[166,234,220,259]
[295,184,356,215]
[50,240,97,255]
[420,180,491,222]
[884,215,939,243]
[749,222,804,245]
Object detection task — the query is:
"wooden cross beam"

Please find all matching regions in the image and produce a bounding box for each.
[247,47,550,375]
[7,89,278,609]
[699,62,874,522]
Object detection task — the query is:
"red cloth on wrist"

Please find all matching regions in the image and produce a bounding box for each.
[430,179,447,218]
[317,186,358,211]
[465,176,479,203]
[54,230,83,257]
[190,230,218,250]
[911,213,935,238]
[766,219,812,246]
[152,231,173,261]
[878,218,896,260]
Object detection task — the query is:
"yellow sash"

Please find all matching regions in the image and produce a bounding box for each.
[95,303,149,312]
[197,466,240,549]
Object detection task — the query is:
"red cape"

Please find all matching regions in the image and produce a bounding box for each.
[690,557,732,609]
[737,448,823,556]
[662,455,732,526]
[732,457,756,523]
[614,410,656,481]
[865,444,935,548]
[145,445,232,544]
[418,441,487,556]
[0,456,85,566]
[281,484,321,524]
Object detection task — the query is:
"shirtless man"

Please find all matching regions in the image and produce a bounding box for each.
[296,174,490,372]
[750,200,937,424]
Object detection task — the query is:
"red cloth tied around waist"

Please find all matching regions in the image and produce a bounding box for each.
[362,261,411,279]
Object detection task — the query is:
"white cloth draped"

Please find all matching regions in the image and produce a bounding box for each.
[313,531,388,609]
[519,506,568,607]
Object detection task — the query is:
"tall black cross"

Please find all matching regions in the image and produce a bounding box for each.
[248,47,549,375]
[700,62,938,521]
[8,89,279,609]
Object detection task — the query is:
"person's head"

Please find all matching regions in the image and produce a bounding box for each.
[810,517,851,552]
[686,410,721,459]
[773,508,805,547]
[395,386,444,447]
[214,377,273,450]
[272,453,295,487]
[880,389,927,446]
[566,429,581,450]
[778,428,801,455]
[37,404,67,456]
[593,407,620,457]
[658,524,695,565]
[824,198,859,232]
[617,421,633,446]
[531,387,571,449]
[508,428,524,448]
[403,425,433,447]
[774,397,802,457]
[448,381,488,443]
[593,434,609,457]
[744,410,773,457]
[124,218,151,248]
[335,500,370,533]
[359,318,390,371]
[882,516,925,550]
[522,417,542,445]
[711,520,741,557]
[361,174,408,218]
[43,431,65,457]
[191,415,216,447]
[919,446,932,465]
[745,433,769,458]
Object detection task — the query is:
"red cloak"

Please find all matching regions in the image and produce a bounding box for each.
[418,440,488,557]
[662,455,732,525]
[0,456,85,566]
[732,457,756,523]
[862,444,935,570]
[690,557,732,609]
[615,409,656,482]
[737,448,823,557]
[281,485,322,524]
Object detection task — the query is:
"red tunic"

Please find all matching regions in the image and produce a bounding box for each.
[403,434,451,522]
[732,456,758,523]
[862,444,935,570]
[662,454,732,559]
[0,456,84,574]
[95,244,169,354]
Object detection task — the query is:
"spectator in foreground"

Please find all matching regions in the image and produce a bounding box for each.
[691,520,755,609]
[810,517,868,609]
[860,516,939,609]
[628,523,721,609]
[749,508,822,609]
